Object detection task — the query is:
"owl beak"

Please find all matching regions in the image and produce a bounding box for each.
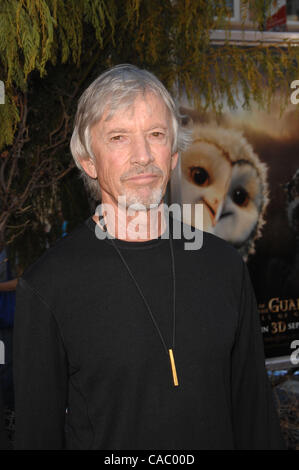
[202,197,223,227]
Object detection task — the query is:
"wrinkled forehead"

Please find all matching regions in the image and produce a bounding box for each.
[100,89,171,124]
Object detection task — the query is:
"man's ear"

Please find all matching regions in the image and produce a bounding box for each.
[79,157,98,179]
[171,152,179,171]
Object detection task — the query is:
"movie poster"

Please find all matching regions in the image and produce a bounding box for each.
[170,98,299,358]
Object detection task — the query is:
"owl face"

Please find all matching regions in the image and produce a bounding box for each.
[181,140,232,231]
[213,161,265,247]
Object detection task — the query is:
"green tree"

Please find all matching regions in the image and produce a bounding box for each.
[0,0,298,270]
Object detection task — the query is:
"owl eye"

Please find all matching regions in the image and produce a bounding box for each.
[232,186,250,207]
[189,166,210,186]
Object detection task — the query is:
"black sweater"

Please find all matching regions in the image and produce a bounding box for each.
[13,216,285,449]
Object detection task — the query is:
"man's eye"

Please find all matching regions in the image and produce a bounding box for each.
[150,132,165,139]
[109,135,129,144]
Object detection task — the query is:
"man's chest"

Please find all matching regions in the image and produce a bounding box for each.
[57,263,238,385]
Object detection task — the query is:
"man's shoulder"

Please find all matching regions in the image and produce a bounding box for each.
[203,229,243,263]
[21,218,94,292]
[178,220,243,267]
[175,220,245,292]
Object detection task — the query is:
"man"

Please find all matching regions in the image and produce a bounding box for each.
[13,64,285,450]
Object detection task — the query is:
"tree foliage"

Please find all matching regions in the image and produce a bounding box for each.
[1,0,299,148]
[0,0,299,269]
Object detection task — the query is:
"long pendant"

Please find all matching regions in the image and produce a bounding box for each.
[169,349,179,387]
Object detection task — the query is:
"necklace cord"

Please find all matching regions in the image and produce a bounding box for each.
[105,214,176,357]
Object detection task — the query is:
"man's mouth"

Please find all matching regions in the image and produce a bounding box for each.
[125,173,159,183]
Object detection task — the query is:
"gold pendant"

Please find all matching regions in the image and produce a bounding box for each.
[169,349,179,386]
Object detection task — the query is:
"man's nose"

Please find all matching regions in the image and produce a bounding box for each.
[130,135,154,165]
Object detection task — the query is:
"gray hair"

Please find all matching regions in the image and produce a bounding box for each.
[70,64,191,200]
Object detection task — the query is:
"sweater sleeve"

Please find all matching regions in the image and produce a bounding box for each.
[13,278,68,449]
[231,260,286,450]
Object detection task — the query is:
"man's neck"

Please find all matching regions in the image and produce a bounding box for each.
[92,198,167,242]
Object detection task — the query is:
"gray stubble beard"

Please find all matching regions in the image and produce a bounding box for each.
[119,185,165,211]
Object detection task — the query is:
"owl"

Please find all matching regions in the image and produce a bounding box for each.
[179,124,269,260]
[214,159,269,260]
[180,126,233,232]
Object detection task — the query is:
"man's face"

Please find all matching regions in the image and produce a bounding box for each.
[86,92,178,210]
